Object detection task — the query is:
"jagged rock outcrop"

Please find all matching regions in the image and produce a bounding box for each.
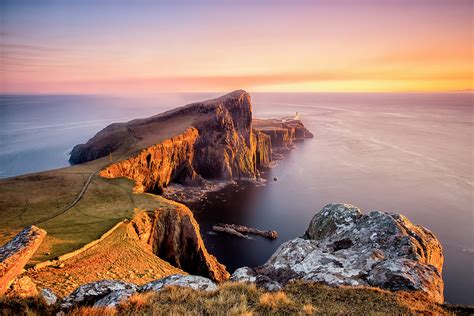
[93,288,136,308]
[131,205,230,283]
[73,91,273,194]
[212,223,277,239]
[59,274,217,310]
[60,280,138,311]
[232,203,444,303]
[71,91,312,195]
[141,274,217,292]
[0,225,46,295]
[253,119,313,149]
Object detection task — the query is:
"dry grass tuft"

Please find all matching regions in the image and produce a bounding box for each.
[302,303,317,314]
[68,306,116,316]
[2,281,474,315]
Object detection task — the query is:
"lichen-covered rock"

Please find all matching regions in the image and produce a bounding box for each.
[131,207,230,283]
[0,225,46,295]
[60,280,137,311]
[40,288,58,306]
[231,267,257,283]
[93,288,136,308]
[141,274,217,292]
[234,203,444,303]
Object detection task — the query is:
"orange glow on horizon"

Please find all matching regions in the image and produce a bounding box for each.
[1,1,472,94]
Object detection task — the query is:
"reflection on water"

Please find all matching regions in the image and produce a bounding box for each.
[0,92,472,304]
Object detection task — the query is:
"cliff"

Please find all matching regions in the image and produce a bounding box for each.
[75,91,266,194]
[25,202,228,297]
[253,118,313,149]
[100,128,201,194]
[72,91,312,196]
[131,203,229,282]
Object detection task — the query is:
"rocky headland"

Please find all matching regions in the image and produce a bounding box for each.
[0,90,461,314]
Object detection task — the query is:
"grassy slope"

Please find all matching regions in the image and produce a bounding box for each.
[26,217,185,297]
[3,281,473,315]
[0,114,197,264]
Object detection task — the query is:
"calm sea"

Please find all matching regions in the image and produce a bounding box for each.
[0,92,472,304]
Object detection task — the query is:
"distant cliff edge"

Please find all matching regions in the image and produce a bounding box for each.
[70,90,312,195]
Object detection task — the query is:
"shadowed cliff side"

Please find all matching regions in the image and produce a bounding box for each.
[131,201,229,283]
[72,90,311,196]
[71,91,267,191]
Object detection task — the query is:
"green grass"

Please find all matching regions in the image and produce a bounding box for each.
[0,115,197,265]
[0,161,188,265]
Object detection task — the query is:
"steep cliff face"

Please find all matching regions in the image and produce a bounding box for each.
[131,205,229,283]
[73,91,313,194]
[77,91,275,194]
[253,130,272,168]
[191,92,257,179]
[100,128,201,194]
[253,119,314,149]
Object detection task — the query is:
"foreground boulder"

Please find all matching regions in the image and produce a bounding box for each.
[0,225,46,295]
[141,274,217,292]
[61,274,216,310]
[60,280,137,311]
[232,203,444,303]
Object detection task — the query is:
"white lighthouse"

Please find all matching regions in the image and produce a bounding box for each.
[294,112,300,120]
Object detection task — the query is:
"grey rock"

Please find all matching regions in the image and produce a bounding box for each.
[60,280,137,310]
[0,225,46,295]
[140,274,217,292]
[40,288,58,306]
[255,275,282,292]
[93,288,136,308]
[231,267,257,283]
[235,203,444,303]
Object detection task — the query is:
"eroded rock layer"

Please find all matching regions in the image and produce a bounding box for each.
[93,91,270,193]
[72,91,312,194]
[0,226,46,295]
[131,204,230,283]
[100,128,201,193]
[232,203,444,303]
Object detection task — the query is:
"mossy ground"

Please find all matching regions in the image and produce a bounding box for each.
[2,281,472,316]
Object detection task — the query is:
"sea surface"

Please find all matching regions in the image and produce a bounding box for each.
[0,92,472,304]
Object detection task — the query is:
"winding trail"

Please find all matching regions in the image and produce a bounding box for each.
[32,128,139,226]
[31,169,100,226]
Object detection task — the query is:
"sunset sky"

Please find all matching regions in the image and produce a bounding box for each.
[1,0,472,94]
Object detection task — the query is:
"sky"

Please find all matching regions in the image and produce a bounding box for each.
[1,0,472,94]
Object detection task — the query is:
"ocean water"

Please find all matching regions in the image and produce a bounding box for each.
[0,92,472,304]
